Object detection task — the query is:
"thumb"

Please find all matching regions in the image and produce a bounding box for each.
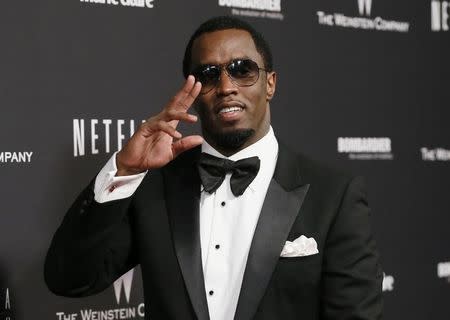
[172,135,204,158]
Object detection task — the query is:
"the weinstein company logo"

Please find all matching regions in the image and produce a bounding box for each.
[437,262,450,282]
[113,269,134,305]
[431,1,450,31]
[358,0,372,16]
[73,119,144,157]
[421,147,450,161]
[337,137,393,160]
[1,288,12,320]
[79,0,155,9]
[0,152,33,164]
[55,269,145,319]
[317,0,410,32]
[219,0,284,20]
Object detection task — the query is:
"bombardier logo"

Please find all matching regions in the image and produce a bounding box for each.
[317,0,410,32]
[337,137,394,160]
[431,1,450,31]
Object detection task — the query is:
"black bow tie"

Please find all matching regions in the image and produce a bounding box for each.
[197,152,261,197]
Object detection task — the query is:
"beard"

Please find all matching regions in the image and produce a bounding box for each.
[208,128,255,152]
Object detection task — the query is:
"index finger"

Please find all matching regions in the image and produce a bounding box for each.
[170,75,202,111]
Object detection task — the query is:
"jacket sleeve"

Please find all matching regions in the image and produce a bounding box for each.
[44,180,138,297]
[321,176,383,320]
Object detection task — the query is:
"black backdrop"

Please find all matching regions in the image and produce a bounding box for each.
[1,0,449,319]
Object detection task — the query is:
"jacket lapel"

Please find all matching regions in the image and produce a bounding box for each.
[234,142,310,320]
[163,147,210,320]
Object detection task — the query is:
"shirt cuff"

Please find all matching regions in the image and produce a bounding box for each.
[94,151,148,203]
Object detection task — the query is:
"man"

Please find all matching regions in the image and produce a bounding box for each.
[45,16,383,320]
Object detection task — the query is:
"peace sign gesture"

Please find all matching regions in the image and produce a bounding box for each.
[116,76,202,176]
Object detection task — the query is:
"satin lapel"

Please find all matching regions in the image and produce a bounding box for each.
[234,142,310,320]
[163,147,210,320]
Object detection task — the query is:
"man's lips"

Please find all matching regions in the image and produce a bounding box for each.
[214,101,245,115]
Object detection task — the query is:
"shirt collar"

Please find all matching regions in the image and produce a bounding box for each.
[201,126,279,193]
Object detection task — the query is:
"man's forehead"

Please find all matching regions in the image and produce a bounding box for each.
[190,29,262,65]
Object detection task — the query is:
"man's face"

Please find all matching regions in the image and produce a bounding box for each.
[190,29,276,154]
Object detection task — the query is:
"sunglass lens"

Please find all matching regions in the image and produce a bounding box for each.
[228,60,259,85]
[195,66,219,93]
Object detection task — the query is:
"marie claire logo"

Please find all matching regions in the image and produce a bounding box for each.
[0,152,33,164]
[317,0,410,32]
[437,262,450,282]
[73,119,144,157]
[421,147,450,161]
[382,272,394,292]
[337,137,393,160]
[431,1,450,31]
[219,0,284,20]
[79,0,154,9]
[55,269,145,319]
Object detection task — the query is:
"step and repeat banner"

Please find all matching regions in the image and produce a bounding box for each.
[1,0,449,319]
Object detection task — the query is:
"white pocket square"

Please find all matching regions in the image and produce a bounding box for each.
[280,235,319,257]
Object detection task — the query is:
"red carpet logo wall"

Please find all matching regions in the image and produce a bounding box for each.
[1,1,449,319]
[316,0,410,32]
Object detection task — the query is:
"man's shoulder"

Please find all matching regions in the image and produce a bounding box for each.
[280,141,355,190]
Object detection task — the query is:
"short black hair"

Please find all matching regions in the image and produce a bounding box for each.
[182,16,273,78]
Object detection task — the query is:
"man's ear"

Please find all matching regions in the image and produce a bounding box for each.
[266,71,277,101]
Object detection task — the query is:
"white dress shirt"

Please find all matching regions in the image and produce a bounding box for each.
[94,126,279,320]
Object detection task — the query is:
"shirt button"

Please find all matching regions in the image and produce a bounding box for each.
[221,201,226,207]
[215,244,220,249]
[209,290,214,296]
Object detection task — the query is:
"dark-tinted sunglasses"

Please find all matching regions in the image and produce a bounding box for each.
[192,59,266,94]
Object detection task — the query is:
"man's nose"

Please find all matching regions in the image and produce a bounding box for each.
[215,69,238,96]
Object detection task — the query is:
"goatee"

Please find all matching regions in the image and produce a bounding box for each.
[210,129,255,152]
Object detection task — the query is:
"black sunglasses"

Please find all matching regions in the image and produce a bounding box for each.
[191,59,267,94]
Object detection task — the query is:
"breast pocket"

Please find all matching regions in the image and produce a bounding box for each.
[273,253,322,290]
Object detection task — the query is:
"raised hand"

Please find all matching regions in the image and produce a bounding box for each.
[116,76,203,176]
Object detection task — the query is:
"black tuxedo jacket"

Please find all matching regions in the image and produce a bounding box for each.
[45,141,383,320]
